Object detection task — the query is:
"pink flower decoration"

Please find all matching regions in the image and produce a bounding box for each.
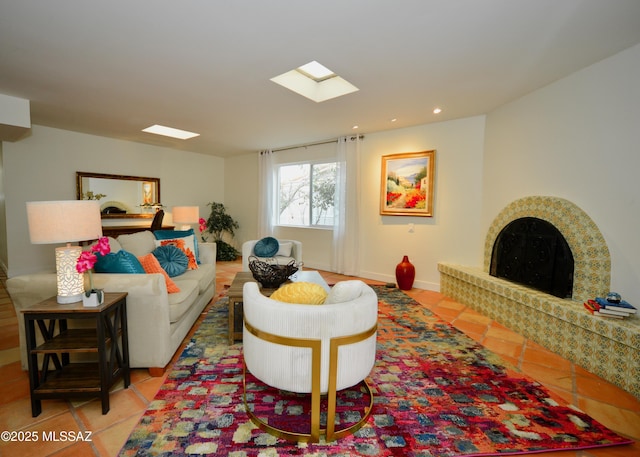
[76,237,111,294]
[198,217,207,233]
[76,251,98,274]
[92,236,111,256]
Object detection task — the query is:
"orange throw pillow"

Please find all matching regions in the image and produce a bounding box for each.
[138,253,181,293]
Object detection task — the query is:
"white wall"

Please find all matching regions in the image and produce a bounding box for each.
[359,117,486,289]
[3,125,225,276]
[483,43,640,304]
[228,116,486,290]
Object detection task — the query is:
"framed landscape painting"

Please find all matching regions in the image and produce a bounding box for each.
[380,150,436,216]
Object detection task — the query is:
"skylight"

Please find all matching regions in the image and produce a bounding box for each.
[142,124,200,140]
[296,61,335,82]
[271,61,359,103]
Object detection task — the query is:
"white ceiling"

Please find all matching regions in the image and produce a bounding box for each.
[2,0,640,158]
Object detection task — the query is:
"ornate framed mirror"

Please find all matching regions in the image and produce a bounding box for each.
[76,172,162,219]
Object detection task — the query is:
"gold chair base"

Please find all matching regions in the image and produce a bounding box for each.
[243,364,374,443]
[242,318,377,443]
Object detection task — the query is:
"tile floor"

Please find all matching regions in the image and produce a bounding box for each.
[0,260,638,456]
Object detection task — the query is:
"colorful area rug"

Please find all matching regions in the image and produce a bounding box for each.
[119,287,632,456]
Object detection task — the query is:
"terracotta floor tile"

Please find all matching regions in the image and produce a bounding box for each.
[0,411,82,456]
[0,323,19,349]
[429,305,463,321]
[132,375,169,403]
[0,373,31,405]
[48,441,97,457]
[577,396,640,439]
[576,373,640,410]
[450,319,488,339]
[485,324,526,344]
[0,360,26,383]
[92,414,142,457]
[75,388,148,433]
[521,342,573,371]
[519,361,574,392]
[586,441,640,456]
[0,396,70,432]
[455,308,493,326]
[481,335,524,360]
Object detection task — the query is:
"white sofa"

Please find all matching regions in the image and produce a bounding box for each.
[7,230,216,375]
[241,238,302,272]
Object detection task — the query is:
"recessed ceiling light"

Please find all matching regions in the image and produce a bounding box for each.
[433,107,442,114]
[391,118,397,122]
[271,61,359,103]
[142,124,200,140]
[352,125,359,130]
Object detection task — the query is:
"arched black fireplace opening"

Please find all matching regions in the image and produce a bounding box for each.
[490,217,574,298]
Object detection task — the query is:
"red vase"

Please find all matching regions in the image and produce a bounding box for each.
[395,255,415,290]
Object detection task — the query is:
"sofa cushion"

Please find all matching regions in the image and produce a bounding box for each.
[154,229,200,265]
[167,279,199,323]
[254,237,279,257]
[276,241,293,257]
[94,250,145,274]
[179,264,215,294]
[138,253,180,293]
[118,231,157,257]
[152,245,188,277]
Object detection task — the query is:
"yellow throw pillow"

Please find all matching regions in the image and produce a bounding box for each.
[270,282,327,305]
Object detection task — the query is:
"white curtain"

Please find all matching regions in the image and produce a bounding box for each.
[257,149,274,237]
[332,136,361,275]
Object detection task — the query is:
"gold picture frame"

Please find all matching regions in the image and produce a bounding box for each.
[380,150,436,217]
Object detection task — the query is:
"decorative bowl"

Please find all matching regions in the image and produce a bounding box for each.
[248,256,299,289]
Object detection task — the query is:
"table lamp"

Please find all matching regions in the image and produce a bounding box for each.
[172,206,199,231]
[26,200,103,303]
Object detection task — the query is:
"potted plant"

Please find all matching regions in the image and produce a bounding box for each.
[202,202,240,261]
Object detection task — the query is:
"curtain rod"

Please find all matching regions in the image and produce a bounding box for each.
[270,135,364,153]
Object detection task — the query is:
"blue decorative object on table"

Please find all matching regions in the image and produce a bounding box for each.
[606,292,622,303]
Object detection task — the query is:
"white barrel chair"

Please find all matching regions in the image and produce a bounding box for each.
[242,280,378,442]
[241,239,303,272]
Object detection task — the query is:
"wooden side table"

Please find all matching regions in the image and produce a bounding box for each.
[227,272,280,345]
[22,292,129,416]
[227,272,254,345]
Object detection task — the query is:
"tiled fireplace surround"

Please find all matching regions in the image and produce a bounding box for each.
[439,196,639,398]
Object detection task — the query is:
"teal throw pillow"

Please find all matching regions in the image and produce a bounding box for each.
[154,228,200,264]
[254,237,279,257]
[153,245,189,277]
[94,250,145,274]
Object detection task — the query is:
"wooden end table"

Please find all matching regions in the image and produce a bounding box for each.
[22,292,129,416]
[227,272,280,345]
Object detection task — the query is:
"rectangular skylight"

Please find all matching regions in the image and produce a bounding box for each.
[297,61,335,82]
[271,60,359,103]
[142,124,200,140]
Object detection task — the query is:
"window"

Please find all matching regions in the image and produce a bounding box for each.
[277,162,337,227]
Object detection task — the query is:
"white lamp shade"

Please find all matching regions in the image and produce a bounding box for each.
[172,206,199,224]
[26,200,103,303]
[27,200,103,244]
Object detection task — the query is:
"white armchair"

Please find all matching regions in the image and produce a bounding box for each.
[242,280,378,442]
[241,238,302,271]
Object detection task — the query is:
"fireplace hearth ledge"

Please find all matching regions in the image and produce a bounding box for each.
[439,262,640,399]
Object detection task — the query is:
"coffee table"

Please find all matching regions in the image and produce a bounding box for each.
[227,270,330,344]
